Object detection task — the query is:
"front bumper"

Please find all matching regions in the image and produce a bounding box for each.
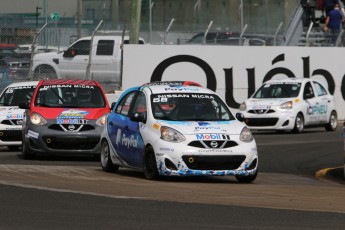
[154,138,258,177]
[0,124,22,146]
[24,121,103,156]
[242,110,296,131]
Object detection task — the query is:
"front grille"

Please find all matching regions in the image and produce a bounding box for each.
[245,118,278,126]
[182,155,245,170]
[0,130,22,141]
[248,109,275,114]
[42,135,100,150]
[1,119,22,125]
[49,124,95,132]
[188,140,238,149]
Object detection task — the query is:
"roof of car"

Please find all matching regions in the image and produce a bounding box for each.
[142,84,214,94]
[5,81,39,88]
[265,78,308,84]
[39,79,100,86]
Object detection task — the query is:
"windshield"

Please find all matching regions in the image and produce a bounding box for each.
[0,85,36,106]
[35,84,106,108]
[253,82,301,99]
[151,93,234,121]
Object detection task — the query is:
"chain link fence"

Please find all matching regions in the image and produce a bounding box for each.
[0,0,310,92]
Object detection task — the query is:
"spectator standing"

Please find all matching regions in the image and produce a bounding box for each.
[308,0,318,25]
[302,0,318,26]
[323,0,339,16]
[324,3,344,45]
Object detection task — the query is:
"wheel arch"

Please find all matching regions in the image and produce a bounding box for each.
[33,64,59,77]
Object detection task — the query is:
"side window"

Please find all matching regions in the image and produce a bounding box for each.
[132,92,147,118]
[115,92,136,116]
[69,40,91,56]
[303,82,315,99]
[96,40,114,56]
[313,82,328,96]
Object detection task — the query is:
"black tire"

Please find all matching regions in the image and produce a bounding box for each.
[100,140,119,172]
[33,65,58,80]
[235,170,258,183]
[8,146,20,151]
[21,137,34,160]
[293,113,304,133]
[144,146,159,180]
[325,110,337,131]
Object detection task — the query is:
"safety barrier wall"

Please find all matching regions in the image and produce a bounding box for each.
[123,45,345,119]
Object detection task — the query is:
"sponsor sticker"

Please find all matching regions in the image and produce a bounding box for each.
[28,130,39,139]
[195,133,230,140]
[115,129,139,148]
[56,118,87,124]
[252,105,269,110]
[159,147,174,152]
[153,123,160,130]
[6,114,24,119]
[56,109,89,124]
[307,105,327,115]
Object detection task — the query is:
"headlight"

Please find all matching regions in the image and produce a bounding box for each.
[240,126,253,143]
[239,102,246,111]
[279,101,293,110]
[30,113,47,125]
[96,114,107,126]
[161,126,186,143]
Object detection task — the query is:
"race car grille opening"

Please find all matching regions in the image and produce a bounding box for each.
[0,130,22,141]
[42,136,100,150]
[247,158,258,170]
[1,119,22,125]
[182,155,245,170]
[165,158,178,170]
[248,109,275,114]
[245,118,278,126]
[49,124,95,132]
[188,140,238,149]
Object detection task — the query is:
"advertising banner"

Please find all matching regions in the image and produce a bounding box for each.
[123,45,345,119]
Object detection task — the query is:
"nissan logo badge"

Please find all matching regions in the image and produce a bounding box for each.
[68,125,76,131]
[210,141,218,148]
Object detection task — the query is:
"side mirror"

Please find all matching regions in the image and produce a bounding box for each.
[130,112,146,123]
[304,93,313,100]
[110,102,116,111]
[235,112,245,122]
[19,102,30,109]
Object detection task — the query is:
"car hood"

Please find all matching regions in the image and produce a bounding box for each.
[0,106,24,119]
[31,107,109,120]
[33,51,60,61]
[245,98,293,108]
[156,120,245,135]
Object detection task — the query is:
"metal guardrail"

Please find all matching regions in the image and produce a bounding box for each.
[282,3,305,46]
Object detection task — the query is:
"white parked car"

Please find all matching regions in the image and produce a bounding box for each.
[239,78,338,133]
[100,81,258,183]
[0,81,38,150]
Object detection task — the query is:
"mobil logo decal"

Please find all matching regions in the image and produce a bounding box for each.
[196,133,222,140]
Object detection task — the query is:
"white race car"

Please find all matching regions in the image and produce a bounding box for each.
[239,78,337,133]
[100,81,258,183]
[0,81,38,150]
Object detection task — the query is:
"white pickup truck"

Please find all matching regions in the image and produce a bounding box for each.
[32,35,144,83]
